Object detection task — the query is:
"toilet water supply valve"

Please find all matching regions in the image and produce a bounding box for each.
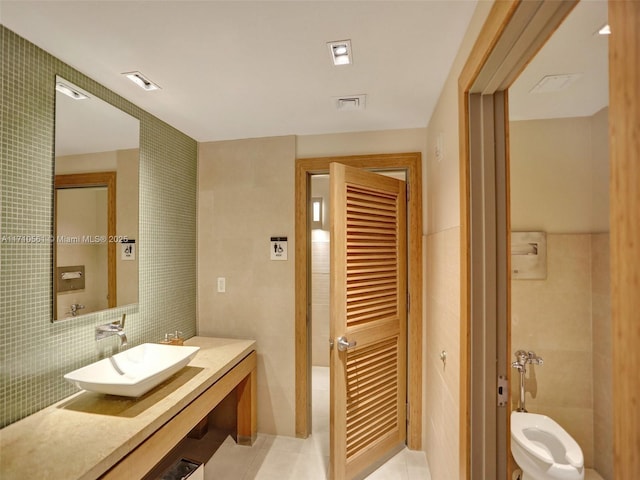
[511,350,543,412]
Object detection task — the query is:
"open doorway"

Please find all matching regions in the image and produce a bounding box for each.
[294,152,423,455]
[458,1,640,479]
[508,1,611,478]
[308,168,409,475]
[461,1,640,478]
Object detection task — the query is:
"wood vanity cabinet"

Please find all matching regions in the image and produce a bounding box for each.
[0,337,257,480]
[101,349,257,479]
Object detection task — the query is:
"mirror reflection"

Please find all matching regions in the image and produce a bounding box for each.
[54,77,140,321]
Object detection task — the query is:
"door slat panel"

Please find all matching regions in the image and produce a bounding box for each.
[330,163,407,480]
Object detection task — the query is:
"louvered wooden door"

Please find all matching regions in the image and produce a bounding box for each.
[329,163,407,480]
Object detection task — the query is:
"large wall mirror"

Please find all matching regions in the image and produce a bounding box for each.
[53,76,140,321]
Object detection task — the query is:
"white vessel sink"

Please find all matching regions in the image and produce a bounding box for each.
[64,343,200,397]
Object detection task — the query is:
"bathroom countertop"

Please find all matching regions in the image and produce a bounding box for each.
[0,336,256,480]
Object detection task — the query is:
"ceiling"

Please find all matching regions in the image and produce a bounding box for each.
[0,0,478,143]
[509,0,609,121]
[0,1,608,147]
[54,78,141,156]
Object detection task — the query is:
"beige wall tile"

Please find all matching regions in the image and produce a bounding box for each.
[511,235,594,461]
[511,233,612,473]
[535,405,595,468]
[512,235,593,353]
[591,234,612,479]
[311,302,330,367]
[421,3,494,475]
[198,135,296,436]
[593,353,614,479]
[519,350,593,410]
[425,227,461,480]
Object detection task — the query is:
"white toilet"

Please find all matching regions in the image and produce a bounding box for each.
[511,411,584,480]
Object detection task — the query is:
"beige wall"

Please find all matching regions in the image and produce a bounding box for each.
[56,150,118,174]
[511,233,611,475]
[311,236,330,367]
[198,129,430,435]
[592,233,612,480]
[310,175,330,367]
[423,2,492,479]
[589,107,612,480]
[297,128,426,161]
[55,148,140,315]
[510,110,612,478]
[511,234,595,466]
[56,187,108,317]
[510,108,609,233]
[116,148,140,306]
[198,135,296,436]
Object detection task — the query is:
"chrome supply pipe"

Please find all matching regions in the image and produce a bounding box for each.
[512,349,543,412]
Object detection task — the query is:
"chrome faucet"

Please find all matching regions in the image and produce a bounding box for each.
[68,303,85,316]
[527,351,544,366]
[95,314,127,347]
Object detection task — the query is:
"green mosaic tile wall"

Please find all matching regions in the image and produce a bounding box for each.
[0,26,198,427]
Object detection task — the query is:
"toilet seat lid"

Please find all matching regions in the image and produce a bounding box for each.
[511,411,583,469]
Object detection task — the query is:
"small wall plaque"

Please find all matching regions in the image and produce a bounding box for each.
[121,239,135,261]
[270,236,288,261]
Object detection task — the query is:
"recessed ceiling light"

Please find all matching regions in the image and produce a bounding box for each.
[55,81,89,100]
[597,24,611,35]
[327,40,352,66]
[122,71,161,91]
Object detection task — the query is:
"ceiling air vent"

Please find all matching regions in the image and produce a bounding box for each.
[334,94,366,111]
[529,74,582,94]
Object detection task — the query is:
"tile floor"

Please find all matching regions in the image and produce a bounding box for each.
[200,366,605,480]
[204,366,431,479]
[584,470,605,480]
[513,469,604,480]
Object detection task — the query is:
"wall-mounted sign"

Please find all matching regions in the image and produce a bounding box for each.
[270,236,288,261]
[121,239,136,261]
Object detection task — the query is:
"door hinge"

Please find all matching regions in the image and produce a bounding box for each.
[406,402,410,423]
[497,375,508,407]
[406,183,410,201]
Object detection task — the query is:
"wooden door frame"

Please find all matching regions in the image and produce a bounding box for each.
[54,171,117,319]
[607,1,640,477]
[460,1,579,477]
[460,0,640,478]
[295,152,422,450]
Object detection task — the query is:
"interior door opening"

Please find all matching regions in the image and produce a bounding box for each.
[295,153,423,471]
[330,163,407,479]
[459,1,616,479]
[309,168,408,479]
[309,170,407,468]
